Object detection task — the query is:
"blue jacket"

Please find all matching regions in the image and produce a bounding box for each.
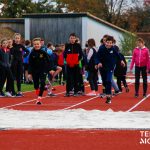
[95,45,122,71]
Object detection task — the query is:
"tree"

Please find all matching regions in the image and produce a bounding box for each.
[0,0,62,18]
[119,32,137,55]
[0,0,35,18]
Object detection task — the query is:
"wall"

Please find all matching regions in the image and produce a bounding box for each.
[25,17,82,45]
[84,17,124,48]
[0,19,24,37]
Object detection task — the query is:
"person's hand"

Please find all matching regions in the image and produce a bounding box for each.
[121,61,125,67]
[28,74,32,81]
[49,70,55,76]
[95,65,98,69]
[97,63,102,68]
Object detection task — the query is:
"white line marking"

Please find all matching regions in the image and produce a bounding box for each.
[62,96,99,110]
[0,91,65,109]
[126,94,150,112]
[62,82,133,110]
[0,85,90,109]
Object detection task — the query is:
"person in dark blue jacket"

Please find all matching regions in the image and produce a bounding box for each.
[95,36,125,104]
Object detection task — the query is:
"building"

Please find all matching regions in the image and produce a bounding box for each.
[24,12,129,48]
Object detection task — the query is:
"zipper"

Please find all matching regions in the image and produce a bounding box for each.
[139,49,141,67]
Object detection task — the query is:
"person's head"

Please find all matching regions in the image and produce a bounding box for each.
[32,38,41,50]
[87,38,96,48]
[102,34,109,45]
[105,36,114,49]
[1,39,8,48]
[25,40,31,47]
[60,44,65,51]
[14,33,21,44]
[69,33,76,44]
[136,38,145,48]
[7,38,13,48]
[40,39,45,46]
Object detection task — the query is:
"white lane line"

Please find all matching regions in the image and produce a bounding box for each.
[126,94,150,112]
[62,96,99,110]
[62,82,133,110]
[0,85,90,109]
[0,91,65,109]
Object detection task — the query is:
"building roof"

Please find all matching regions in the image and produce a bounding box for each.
[23,12,129,34]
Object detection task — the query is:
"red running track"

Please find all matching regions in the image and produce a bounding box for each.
[0,83,150,150]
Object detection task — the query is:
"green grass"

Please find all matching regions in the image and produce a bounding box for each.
[21,84,34,92]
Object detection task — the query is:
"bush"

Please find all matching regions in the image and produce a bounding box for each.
[119,32,137,56]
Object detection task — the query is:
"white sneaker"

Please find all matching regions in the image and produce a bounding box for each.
[5,92,12,97]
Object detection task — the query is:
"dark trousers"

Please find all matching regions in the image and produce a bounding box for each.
[66,65,80,94]
[0,67,15,93]
[100,70,113,95]
[32,72,47,97]
[135,66,147,94]
[11,61,23,92]
[78,70,85,92]
[88,71,98,91]
[116,76,128,92]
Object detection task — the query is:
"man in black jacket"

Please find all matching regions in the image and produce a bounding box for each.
[64,33,83,97]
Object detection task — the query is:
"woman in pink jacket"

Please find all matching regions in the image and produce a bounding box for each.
[130,38,150,97]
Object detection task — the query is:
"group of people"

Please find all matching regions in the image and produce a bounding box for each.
[0,32,149,105]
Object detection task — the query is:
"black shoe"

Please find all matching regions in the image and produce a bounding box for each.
[64,93,70,97]
[48,93,57,97]
[99,93,106,98]
[73,93,79,97]
[0,91,5,97]
[106,97,111,104]
[36,101,42,105]
[113,90,121,96]
[135,93,139,98]
[143,93,147,98]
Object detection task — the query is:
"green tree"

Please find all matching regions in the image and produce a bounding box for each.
[0,0,35,18]
[119,32,137,55]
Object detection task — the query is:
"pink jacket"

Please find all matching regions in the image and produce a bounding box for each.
[130,47,150,70]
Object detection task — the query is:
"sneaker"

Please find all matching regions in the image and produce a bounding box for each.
[36,97,42,105]
[113,90,121,96]
[5,92,12,97]
[125,87,129,93]
[64,93,70,97]
[106,97,111,104]
[143,93,147,98]
[87,91,96,96]
[135,93,139,98]
[0,91,5,97]
[99,93,106,98]
[16,92,23,97]
[48,93,57,97]
[73,93,79,97]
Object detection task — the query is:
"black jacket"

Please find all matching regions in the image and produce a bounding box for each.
[114,53,127,77]
[28,48,54,74]
[64,43,83,66]
[0,48,11,68]
[11,43,29,62]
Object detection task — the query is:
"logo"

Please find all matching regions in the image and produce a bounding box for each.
[40,54,43,58]
[140,131,150,144]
